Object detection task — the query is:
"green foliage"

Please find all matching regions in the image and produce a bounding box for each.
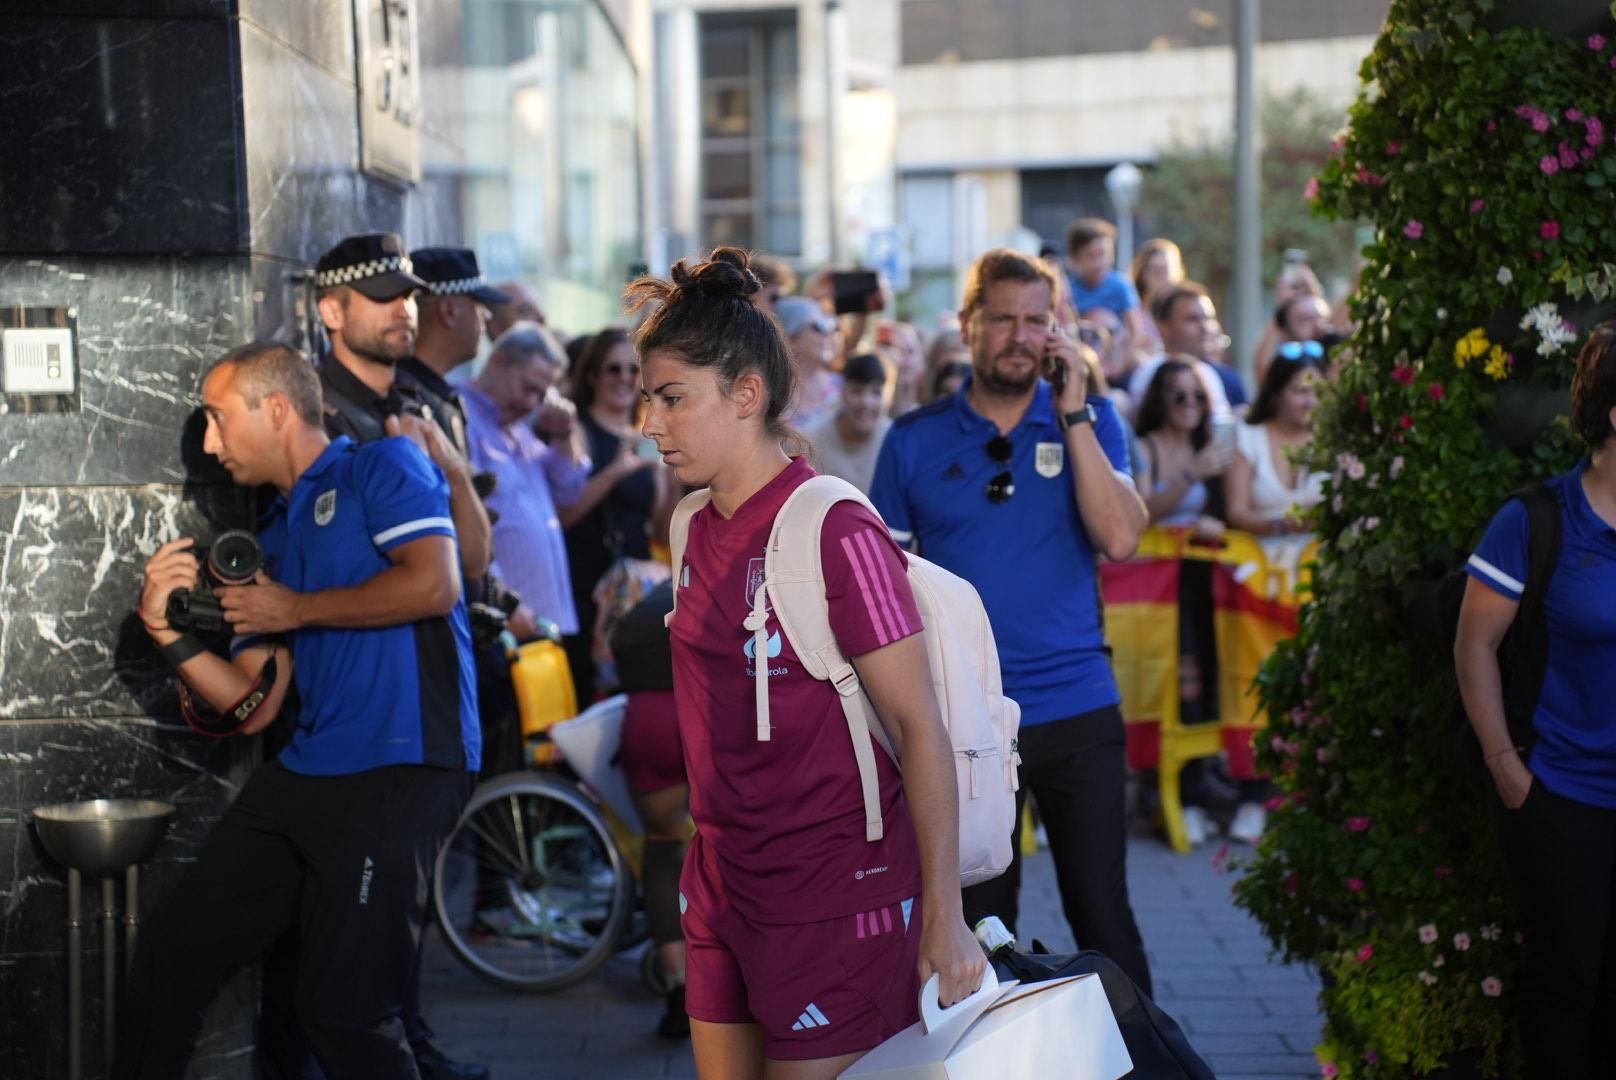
[1230,1,1614,1074]
[1142,88,1363,310]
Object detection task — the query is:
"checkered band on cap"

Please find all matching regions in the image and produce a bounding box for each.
[429,275,489,296]
[314,254,415,289]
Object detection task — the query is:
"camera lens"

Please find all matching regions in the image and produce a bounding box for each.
[208,530,263,584]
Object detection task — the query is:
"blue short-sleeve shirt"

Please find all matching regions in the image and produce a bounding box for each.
[1068,269,1140,319]
[1467,459,1616,808]
[870,380,1134,725]
[242,435,481,775]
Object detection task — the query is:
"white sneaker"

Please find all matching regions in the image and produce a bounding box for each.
[1181,805,1210,846]
[1229,802,1267,844]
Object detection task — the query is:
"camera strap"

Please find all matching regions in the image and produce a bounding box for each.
[179,654,279,738]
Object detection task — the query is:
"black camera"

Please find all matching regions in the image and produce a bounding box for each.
[166,530,264,634]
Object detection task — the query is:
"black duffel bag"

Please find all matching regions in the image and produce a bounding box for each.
[991,942,1215,1080]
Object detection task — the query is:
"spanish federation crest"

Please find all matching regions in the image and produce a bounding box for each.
[1035,441,1064,479]
[314,489,337,526]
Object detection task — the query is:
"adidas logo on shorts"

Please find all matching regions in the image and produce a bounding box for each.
[791,1003,831,1031]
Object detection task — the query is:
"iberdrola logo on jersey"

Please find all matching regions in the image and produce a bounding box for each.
[744,629,783,661]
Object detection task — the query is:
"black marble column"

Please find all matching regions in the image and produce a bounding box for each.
[0,2,465,1076]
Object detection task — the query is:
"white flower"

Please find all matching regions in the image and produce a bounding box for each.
[1419,923,1439,944]
[1436,307,1449,321]
[1496,266,1513,286]
[1419,971,1438,986]
[1389,455,1405,479]
[1520,301,1559,332]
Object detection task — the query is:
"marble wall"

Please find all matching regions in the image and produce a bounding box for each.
[0,2,465,1076]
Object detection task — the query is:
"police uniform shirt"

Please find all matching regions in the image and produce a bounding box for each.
[397,356,472,459]
[234,435,481,775]
[869,379,1134,727]
[318,357,426,444]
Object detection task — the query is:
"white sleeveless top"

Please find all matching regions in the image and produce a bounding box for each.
[1236,422,1325,524]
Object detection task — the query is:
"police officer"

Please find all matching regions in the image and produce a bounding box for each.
[313,233,492,584]
[119,342,480,1078]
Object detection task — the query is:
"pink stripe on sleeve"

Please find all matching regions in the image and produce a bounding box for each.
[881,906,894,934]
[856,911,867,939]
[854,529,910,640]
[840,535,891,647]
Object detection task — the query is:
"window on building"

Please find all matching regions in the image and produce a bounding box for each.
[699,14,801,256]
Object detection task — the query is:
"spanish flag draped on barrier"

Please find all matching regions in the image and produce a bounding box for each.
[1099,527,1317,851]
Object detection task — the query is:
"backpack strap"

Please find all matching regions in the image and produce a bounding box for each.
[663,489,712,629]
[1504,483,1563,752]
[755,475,895,842]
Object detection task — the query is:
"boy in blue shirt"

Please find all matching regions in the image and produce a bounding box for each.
[1067,217,1146,349]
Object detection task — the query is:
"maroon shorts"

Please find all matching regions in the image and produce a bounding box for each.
[681,893,923,1060]
[620,691,685,793]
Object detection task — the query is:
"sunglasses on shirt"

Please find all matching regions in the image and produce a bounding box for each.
[1277,339,1326,361]
[984,435,1015,504]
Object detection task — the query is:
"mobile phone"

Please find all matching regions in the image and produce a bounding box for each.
[634,437,661,462]
[1042,326,1067,396]
[1211,415,1238,453]
[830,270,883,316]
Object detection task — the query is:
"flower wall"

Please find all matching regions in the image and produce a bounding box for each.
[1231,1,1615,1074]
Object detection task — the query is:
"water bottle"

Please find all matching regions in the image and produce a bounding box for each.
[973,915,1016,957]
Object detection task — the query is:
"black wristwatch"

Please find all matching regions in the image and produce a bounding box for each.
[1058,404,1097,431]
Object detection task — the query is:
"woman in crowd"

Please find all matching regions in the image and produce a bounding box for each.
[928,359,972,402]
[1133,359,1230,536]
[1249,258,1326,382]
[560,328,675,703]
[775,295,843,428]
[1131,238,1186,358]
[1225,352,1325,545]
[1456,326,1616,1078]
[628,247,982,1080]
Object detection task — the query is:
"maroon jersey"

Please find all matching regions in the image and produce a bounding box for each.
[672,457,924,924]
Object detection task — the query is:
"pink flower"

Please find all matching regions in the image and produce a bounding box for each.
[1356,164,1371,183]
[1590,34,1608,50]
[1565,320,1579,336]
[1454,932,1472,951]
[1331,136,1345,153]
[1365,1051,1380,1066]
[1567,107,1585,122]
[1560,142,1580,169]
[1435,866,1455,878]
[1347,877,1365,893]
[1403,219,1424,240]
[1541,220,1561,240]
[1264,795,1287,812]
[1316,746,1332,763]
[1610,54,1616,70]
[1347,816,1372,832]
[1271,735,1288,752]
[1428,382,1446,401]
[1541,154,1561,175]
[1304,175,1321,201]
[1392,363,1415,385]
[1487,120,1498,133]
[1419,923,1439,944]
[1470,197,1486,214]
[1584,147,1597,162]
[1481,924,1502,941]
[1322,1065,1340,1079]
[1534,113,1551,133]
[1587,117,1605,147]
[1482,976,1503,997]
[1357,944,1374,964]
[1386,141,1400,155]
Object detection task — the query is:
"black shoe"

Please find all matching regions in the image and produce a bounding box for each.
[656,985,691,1041]
[411,1036,491,1080]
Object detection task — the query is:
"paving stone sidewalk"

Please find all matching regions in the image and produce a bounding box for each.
[422,831,1323,1079]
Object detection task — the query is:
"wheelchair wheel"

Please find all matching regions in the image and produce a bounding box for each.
[434,771,634,993]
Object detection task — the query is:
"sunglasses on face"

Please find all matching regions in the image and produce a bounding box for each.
[984,435,1015,504]
[602,362,641,378]
[1171,390,1209,407]
[1277,339,1326,361]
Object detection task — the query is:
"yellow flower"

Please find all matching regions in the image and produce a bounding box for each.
[1453,327,1490,368]
[1484,345,1511,381]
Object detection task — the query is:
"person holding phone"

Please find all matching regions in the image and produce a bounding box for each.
[560,327,678,702]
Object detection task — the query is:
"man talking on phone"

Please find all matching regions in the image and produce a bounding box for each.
[461,323,591,635]
[870,247,1154,993]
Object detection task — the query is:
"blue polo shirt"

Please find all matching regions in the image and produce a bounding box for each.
[1067,269,1139,319]
[870,381,1135,725]
[1467,459,1616,808]
[238,435,481,775]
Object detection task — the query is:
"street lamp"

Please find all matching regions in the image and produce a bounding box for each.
[1104,161,1144,271]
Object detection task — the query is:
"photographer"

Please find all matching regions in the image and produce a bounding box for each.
[116,343,480,1080]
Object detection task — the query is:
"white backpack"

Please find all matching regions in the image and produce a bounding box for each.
[666,475,1021,887]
